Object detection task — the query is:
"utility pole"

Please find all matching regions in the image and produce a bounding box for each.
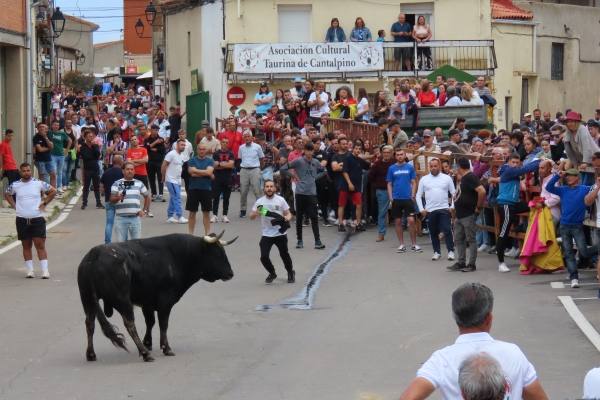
[25,0,34,164]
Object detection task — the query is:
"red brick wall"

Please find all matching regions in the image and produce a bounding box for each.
[0,0,26,34]
[124,0,152,55]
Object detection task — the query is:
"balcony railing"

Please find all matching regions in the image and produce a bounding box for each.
[225,40,497,82]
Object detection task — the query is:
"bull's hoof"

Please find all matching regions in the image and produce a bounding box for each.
[142,353,155,362]
[163,349,175,356]
[143,339,152,351]
[86,351,97,362]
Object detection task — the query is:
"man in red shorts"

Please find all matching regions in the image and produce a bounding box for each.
[338,143,370,230]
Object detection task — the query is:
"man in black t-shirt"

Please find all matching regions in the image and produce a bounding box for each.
[330,137,350,230]
[212,138,235,223]
[33,123,56,187]
[79,128,103,210]
[448,158,487,272]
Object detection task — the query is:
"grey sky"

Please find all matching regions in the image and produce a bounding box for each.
[55,0,124,44]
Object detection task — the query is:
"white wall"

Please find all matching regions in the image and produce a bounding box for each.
[200,1,226,121]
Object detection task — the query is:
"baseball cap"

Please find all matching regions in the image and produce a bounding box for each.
[565,168,579,176]
[524,112,532,118]
[201,120,210,127]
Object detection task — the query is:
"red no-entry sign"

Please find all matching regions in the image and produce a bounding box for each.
[227,86,246,106]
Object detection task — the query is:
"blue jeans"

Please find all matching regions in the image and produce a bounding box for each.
[428,209,454,254]
[475,213,489,247]
[51,155,65,188]
[375,189,390,235]
[166,182,182,218]
[63,155,75,186]
[560,224,593,280]
[104,202,116,244]
[35,160,56,183]
[115,215,142,242]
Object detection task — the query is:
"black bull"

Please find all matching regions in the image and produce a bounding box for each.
[77,232,236,362]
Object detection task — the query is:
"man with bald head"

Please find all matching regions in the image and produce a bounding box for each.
[186,144,214,235]
[391,13,413,71]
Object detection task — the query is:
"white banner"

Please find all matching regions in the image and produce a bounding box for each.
[233,42,384,74]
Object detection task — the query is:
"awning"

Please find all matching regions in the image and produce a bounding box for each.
[136,70,153,80]
[426,65,477,82]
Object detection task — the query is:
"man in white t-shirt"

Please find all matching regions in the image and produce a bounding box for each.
[250,180,295,284]
[399,282,548,400]
[307,81,330,126]
[162,139,188,224]
[4,163,57,279]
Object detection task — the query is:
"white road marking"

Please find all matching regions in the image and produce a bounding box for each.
[572,297,599,301]
[0,188,82,255]
[558,295,600,352]
[551,281,565,289]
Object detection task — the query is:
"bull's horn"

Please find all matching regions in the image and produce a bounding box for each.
[216,230,225,241]
[219,236,239,246]
[203,235,218,243]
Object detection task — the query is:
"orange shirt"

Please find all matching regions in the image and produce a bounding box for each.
[127,146,148,176]
[0,140,17,170]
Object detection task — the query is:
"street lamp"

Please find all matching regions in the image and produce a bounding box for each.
[50,6,65,38]
[76,50,86,65]
[135,18,145,38]
[145,1,157,26]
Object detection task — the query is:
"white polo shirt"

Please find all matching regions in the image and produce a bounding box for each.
[417,332,537,400]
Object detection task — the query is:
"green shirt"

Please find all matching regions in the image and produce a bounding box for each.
[49,130,69,156]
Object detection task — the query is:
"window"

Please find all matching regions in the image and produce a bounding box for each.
[551,42,564,80]
[278,5,312,42]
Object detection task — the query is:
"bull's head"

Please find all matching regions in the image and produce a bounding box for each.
[203,230,239,246]
[201,231,236,282]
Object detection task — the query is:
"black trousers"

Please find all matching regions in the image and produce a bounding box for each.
[260,235,294,274]
[295,194,320,242]
[212,177,232,215]
[147,161,163,196]
[496,202,529,262]
[316,178,330,221]
[82,169,101,206]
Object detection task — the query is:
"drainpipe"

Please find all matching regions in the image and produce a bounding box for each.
[25,0,34,164]
[532,23,537,74]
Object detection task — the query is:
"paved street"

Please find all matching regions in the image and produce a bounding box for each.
[0,192,598,400]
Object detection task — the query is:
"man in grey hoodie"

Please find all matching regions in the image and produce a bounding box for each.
[280,142,327,250]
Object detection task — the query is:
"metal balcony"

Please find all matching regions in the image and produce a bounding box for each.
[224,40,497,82]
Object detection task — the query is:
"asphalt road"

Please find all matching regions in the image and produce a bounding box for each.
[0,192,598,400]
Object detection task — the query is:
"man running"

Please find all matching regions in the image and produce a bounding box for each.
[250,180,295,284]
[4,163,56,278]
[387,149,421,253]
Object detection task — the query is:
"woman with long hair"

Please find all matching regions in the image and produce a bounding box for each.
[416,80,436,107]
[350,17,372,42]
[253,83,273,117]
[330,86,357,119]
[274,89,285,109]
[412,15,433,70]
[460,84,484,106]
[355,88,370,122]
[372,90,390,121]
[325,17,346,42]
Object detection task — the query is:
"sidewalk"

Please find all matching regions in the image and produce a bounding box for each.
[0,185,80,246]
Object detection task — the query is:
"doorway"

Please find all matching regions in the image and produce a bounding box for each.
[400,2,434,37]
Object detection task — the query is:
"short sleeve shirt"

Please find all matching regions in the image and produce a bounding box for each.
[33,134,51,162]
[255,92,273,115]
[391,21,413,42]
[127,147,148,176]
[5,178,51,218]
[238,143,264,168]
[188,156,214,191]
[0,141,17,170]
[417,332,537,400]
[454,172,481,219]
[386,163,416,200]
[308,91,330,118]
[111,178,148,216]
[49,130,69,156]
[163,150,185,184]
[252,194,290,237]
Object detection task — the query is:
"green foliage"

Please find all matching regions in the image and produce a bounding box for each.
[61,70,95,92]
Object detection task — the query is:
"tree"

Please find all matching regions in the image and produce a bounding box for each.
[61,70,95,93]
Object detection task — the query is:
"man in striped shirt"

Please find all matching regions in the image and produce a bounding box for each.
[110,162,150,241]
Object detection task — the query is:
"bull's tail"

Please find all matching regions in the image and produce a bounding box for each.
[95,302,128,352]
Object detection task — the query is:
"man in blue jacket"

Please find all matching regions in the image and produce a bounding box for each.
[547,168,594,288]
[495,153,541,273]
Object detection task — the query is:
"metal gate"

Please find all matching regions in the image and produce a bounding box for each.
[185,91,210,144]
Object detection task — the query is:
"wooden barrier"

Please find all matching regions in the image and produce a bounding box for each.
[324,118,381,145]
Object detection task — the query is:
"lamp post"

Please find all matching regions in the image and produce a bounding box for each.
[145,1,157,26]
[50,6,65,38]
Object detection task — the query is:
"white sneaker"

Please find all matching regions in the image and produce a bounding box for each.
[25,270,35,279]
[498,263,510,273]
[432,252,441,261]
[178,216,188,224]
[477,244,489,252]
[411,245,423,253]
[571,279,580,288]
[167,217,178,223]
[41,270,50,279]
[222,215,230,223]
[210,215,217,223]
[396,245,406,253]
[447,251,455,261]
